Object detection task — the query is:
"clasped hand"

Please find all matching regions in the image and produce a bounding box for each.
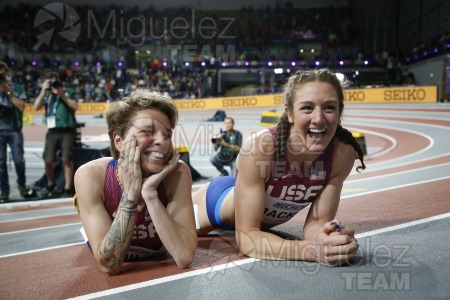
[311,220,359,267]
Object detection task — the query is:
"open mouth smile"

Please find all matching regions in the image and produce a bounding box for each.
[144,151,165,160]
[307,128,327,139]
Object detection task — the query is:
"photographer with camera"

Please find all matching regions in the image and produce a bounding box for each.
[0,61,28,201]
[34,72,78,198]
[210,117,242,177]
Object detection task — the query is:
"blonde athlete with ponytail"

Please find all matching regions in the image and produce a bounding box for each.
[193,68,365,266]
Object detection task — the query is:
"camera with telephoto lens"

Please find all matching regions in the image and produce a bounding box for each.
[211,129,227,144]
[46,79,62,91]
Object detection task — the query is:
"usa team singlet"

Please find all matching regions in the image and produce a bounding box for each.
[104,159,169,260]
[260,127,334,228]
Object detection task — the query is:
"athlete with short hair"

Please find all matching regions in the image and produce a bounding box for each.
[74,89,197,275]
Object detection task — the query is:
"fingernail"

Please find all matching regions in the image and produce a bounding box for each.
[330,222,341,231]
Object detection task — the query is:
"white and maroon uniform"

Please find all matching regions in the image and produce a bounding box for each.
[260,127,334,228]
[103,159,168,260]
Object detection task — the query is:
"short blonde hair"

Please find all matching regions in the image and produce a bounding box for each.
[106,89,178,159]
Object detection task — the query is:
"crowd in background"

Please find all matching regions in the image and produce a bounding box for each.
[5,59,215,103]
[1,3,448,102]
[0,3,356,102]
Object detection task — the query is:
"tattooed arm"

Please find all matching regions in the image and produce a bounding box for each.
[95,192,137,275]
[75,158,138,275]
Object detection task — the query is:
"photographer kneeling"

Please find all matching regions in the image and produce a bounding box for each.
[210,117,242,176]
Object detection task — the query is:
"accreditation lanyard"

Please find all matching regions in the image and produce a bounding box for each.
[46,94,60,116]
[46,94,60,128]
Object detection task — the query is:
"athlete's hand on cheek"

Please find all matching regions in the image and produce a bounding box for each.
[141,148,180,203]
[118,133,142,202]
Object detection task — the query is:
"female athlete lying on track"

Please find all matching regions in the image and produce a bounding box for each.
[193,68,365,266]
[74,90,197,275]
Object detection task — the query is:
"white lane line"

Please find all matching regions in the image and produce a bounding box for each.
[356,212,450,238]
[345,112,450,122]
[345,120,435,164]
[196,162,450,191]
[342,176,450,199]
[3,162,449,219]
[0,212,77,224]
[0,222,81,236]
[3,176,449,259]
[69,258,261,300]
[0,242,85,259]
[0,197,73,209]
[70,211,450,300]
[345,165,450,186]
[344,126,397,159]
[344,116,450,171]
[7,162,447,218]
[5,116,449,207]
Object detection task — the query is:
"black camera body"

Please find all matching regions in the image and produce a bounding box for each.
[211,129,227,144]
[0,74,6,83]
[46,80,62,91]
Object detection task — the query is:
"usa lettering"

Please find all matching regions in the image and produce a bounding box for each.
[133,222,157,239]
[266,184,323,202]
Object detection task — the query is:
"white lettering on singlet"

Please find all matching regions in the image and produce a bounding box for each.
[265,184,323,202]
[132,222,157,239]
[261,184,323,226]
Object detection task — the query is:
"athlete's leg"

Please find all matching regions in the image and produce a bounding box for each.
[192,176,237,235]
[192,182,215,235]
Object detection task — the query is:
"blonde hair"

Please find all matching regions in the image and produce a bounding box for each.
[106,89,178,159]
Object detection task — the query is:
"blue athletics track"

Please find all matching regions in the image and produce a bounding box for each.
[1,103,450,299]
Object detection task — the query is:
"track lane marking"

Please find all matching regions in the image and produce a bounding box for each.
[0,222,81,236]
[70,211,450,300]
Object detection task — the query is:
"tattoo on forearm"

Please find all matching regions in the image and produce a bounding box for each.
[119,191,138,210]
[100,255,117,270]
[98,192,137,271]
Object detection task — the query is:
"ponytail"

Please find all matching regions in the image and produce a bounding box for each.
[335,125,366,172]
[274,113,291,180]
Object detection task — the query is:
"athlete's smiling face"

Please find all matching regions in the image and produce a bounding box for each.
[126,109,174,176]
[287,81,340,154]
